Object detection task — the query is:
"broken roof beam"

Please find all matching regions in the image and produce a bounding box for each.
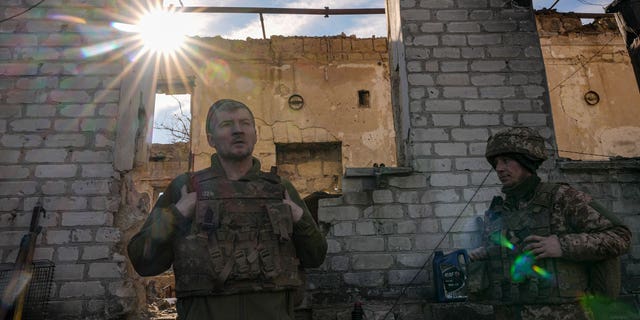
[173,7,385,16]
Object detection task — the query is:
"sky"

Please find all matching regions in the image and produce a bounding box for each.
[152,0,613,143]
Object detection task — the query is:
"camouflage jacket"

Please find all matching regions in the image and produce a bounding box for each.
[498,176,631,262]
[127,155,327,319]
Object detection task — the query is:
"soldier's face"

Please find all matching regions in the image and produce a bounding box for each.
[207,108,257,161]
[494,155,532,187]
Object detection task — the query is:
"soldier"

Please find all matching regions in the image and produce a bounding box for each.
[128,99,327,320]
[468,127,631,319]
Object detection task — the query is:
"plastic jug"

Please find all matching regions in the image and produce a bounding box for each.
[433,249,469,302]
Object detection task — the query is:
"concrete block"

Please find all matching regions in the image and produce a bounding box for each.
[433,47,461,58]
[54,119,80,131]
[49,90,91,103]
[82,245,110,260]
[46,229,71,244]
[413,158,452,172]
[434,203,475,217]
[96,227,120,242]
[420,0,455,8]
[345,237,385,251]
[517,113,547,126]
[59,281,104,298]
[465,99,501,112]
[436,10,469,21]
[470,74,506,86]
[408,73,435,86]
[327,239,341,253]
[57,247,79,261]
[470,60,506,71]
[463,114,500,126]
[443,86,478,98]
[0,181,35,197]
[0,166,30,179]
[352,254,394,269]
[71,180,112,195]
[88,262,122,278]
[413,35,439,46]
[318,206,360,221]
[397,221,418,234]
[403,9,432,21]
[487,46,522,58]
[356,221,377,235]
[412,128,449,141]
[430,173,469,186]
[44,134,86,147]
[82,164,115,178]
[363,204,405,219]
[0,150,20,163]
[434,143,467,157]
[422,189,460,203]
[440,61,468,72]
[70,150,112,162]
[416,234,450,250]
[396,190,420,204]
[59,104,97,117]
[436,73,469,86]
[424,99,462,112]
[343,271,385,287]
[342,192,371,205]
[447,22,480,33]
[35,164,77,178]
[331,255,350,271]
[442,34,467,46]
[80,118,117,132]
[9,118,50,131]
[62,211,109,226]
[412,142,432,156]
[407,204,434,218]
[388,269,427,285]
[420,22,445,32]
[388,174,429,188]
[451,128,489,141]
[54,263,85,280]
[462,47,485,58]
[332,221,354,237]
[397,253,430,267]
[419,219,440,232]
[372,189,394,203]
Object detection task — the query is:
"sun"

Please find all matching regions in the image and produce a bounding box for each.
[136,9,188,54]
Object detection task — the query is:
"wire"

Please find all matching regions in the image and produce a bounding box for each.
[550,35,618,92]
[381,169,494,320]
[0,0,46,24]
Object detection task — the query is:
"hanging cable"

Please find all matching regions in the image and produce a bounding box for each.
[381,169,494,320]
[0,0,46,24]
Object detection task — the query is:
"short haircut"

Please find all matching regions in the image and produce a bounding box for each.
[205,99,255,135]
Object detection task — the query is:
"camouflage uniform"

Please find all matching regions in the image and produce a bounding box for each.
[128,155,327,320]
[470,127,632,320]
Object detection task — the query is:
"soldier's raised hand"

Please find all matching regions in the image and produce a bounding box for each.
[175,185,197,219]
[284,190,303,223]
[523,234,562,259]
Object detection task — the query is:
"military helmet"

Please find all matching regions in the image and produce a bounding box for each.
[485,127,548,163]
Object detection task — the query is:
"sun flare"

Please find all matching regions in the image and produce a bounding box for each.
[137,9,188,54]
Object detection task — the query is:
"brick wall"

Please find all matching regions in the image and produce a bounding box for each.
[309,0,561,318]
[0,1,135,318]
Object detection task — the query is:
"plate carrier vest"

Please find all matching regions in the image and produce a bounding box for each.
[483,182,590,304]
[172,167,301,298]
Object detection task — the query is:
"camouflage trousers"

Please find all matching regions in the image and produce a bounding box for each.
[494,303,589,320]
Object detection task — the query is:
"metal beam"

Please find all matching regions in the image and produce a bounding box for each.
[173,7,385,15]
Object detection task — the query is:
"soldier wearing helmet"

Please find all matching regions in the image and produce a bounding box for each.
[468,127,631,320]
[128,99,327,320]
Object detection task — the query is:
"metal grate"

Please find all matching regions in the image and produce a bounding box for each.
[0,260,55,320]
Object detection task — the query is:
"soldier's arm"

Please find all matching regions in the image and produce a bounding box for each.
[127,174,192,276]
[555,185,631,261]
[283,180,328,268]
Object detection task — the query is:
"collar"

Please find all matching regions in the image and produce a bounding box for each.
[209,154,262,180]
[502,175,541,203]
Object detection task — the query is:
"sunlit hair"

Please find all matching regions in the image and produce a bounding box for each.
[205,99,255,135]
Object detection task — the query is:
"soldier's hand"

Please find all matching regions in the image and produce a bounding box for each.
[175,185,197,219]
[284,190,303,223]
[523,234,562,259]
[469,246,488,261]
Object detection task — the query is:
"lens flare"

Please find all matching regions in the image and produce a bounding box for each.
[509,251,552,282]
[136,9,188,54]
[81,41,122,58]
[202,59,231,85]
[490,232,515,251]
[48,14,87,24]
[531,265,552,279]
[580,295,639,319]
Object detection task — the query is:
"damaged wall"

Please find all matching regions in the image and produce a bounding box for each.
[536,11,640,161]
[159,35,397,193]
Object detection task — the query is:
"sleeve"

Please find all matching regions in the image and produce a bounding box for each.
[555,185,632,261]
[282,180,328,268]
[127,174,193,276]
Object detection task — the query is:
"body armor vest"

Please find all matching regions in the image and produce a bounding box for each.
[484,182,589,304]
[172,168,301,298]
